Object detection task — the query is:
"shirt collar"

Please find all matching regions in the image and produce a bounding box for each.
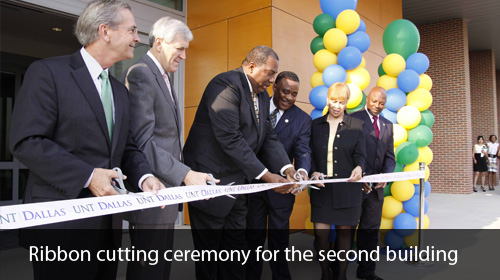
[243,70,254,93]
[80,47,104,80]
[364,106,379,122]
[269,96,285,116]
[147,51,166,76]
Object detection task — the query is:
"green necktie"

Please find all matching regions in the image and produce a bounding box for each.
[100,70,114,140]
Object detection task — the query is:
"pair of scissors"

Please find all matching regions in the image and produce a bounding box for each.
[112,167,129,195]
[207,173,236,199]
[292,172,320,195]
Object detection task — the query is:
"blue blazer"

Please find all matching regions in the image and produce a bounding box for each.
[262,104,312,208]
[350,109,396,200]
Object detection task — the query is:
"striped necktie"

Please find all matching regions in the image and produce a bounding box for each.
[251,92,260,123]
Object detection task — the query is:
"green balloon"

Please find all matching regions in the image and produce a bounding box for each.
[310,36,325,54]
[384,182,392,197]
[419,110,435,128]
[395,141,419,165]
[408,125,433,147]
[383,19,420,59]
[347,92,366,114]
[394,162,404,173]
[313,13,336,37]
[378,62,386,77]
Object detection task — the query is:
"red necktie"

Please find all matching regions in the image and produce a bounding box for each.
[373,115,379,138]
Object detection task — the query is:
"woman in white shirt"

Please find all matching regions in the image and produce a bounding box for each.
[473,136,489,192]
[487,135,499,191]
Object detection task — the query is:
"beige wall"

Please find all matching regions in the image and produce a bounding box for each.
[184,0,403,226]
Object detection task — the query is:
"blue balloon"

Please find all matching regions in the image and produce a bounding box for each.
[347,31,371,53]
[397,69,420,92]
[403,195,429,217]
[357,18,366,32]
[320,0,358,19]
[406,53,429,75]
[414,181,431,197]
[385,230,404,249]
[322,64,347,87]
[311,108,325,120]
[381,108,398,124]
[309,86,329,109]
[386,88,407,111]
[337,46,362,70]
[393,213,417,237]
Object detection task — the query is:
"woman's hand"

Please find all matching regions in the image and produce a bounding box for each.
[310,172,325,187]
[347,166,363,182]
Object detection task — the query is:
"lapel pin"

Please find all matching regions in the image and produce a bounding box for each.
[285,119,289,123]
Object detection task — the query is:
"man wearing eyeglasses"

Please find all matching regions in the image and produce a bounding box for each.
[9,1,165,279]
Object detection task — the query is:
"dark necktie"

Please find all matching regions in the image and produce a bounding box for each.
[100,70,113,140]
[373,115,379,138]
[270,108,279,127]
[251,92,260,123]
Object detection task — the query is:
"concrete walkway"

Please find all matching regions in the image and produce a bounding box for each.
[1,189,499,279]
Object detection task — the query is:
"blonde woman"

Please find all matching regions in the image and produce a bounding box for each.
[310,83,366,280]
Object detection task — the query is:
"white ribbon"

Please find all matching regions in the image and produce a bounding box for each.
[0,171,424,230]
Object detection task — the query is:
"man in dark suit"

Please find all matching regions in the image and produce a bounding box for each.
[183,46,298,280]
[350,87,396,280]
[246,71,312,280]
[122,16,212,280]
[9,1,164,279]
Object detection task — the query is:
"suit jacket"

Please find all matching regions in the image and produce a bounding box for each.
[310,114,366,209]
[262,104,312,208]
[350,110,396,200]
[183,67,291,218]
[121,53,190,224]
[9,51,151,234]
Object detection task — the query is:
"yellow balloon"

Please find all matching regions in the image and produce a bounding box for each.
[404,162,430,184]
[376,75,398,91]
[391,180,415,201]
[380,217,394,233]
[360,56,366,68]
[417,146,433,165]
[383,53,406,77]
[415,215,430,229]
[393,124,408,147]
[407,88,433,111]
[336,9,360,35]
[322,105,329,116]
[404,231,419,247]
[323,28,348,53]
[397,106,421,130]
[347,67,370,90]
[382,196,403,219]
[380,232,387,246]
[346,83,362,108]
[313,49,338,72]
[419,73,433,91]
[310,71,325,88]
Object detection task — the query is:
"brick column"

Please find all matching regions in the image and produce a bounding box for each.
[469,50,498,139]
[418,19,472,194]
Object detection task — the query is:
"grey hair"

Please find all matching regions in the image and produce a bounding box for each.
[149,16,193,47]
[242,45,279,66]
[75,0,131,46]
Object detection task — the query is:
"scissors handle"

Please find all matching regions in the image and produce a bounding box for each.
[112,167,127,194]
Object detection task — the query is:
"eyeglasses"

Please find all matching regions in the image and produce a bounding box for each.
[116,25,138,35]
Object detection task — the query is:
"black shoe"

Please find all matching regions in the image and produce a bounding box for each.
[357,274,384,280]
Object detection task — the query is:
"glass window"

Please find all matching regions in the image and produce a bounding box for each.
[0,169,13,201]
[0,72,15,161]
[146,0,183,12]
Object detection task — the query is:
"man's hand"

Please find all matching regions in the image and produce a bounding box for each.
[298,170,309,181]
[262,171,293,194]
[141,176,165,195]
[310,172,325,187]
[183,170,218,186]
[362,182,372,194]
[374,182,387,189]
[346,166,363,182]
[88,168,120,197]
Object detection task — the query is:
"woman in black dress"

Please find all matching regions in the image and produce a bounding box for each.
[472,135,489,192]
[310,83,366,280]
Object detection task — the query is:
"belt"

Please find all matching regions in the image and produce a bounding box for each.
[489,154,496,157]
